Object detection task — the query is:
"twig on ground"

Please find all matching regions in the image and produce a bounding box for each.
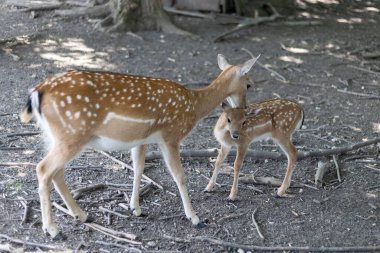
[355,160,380,164]
[192,236,380,252]
[0,162,36,167]
[299,124,328,132]
[52,202,71,216]
[84,222,140,244]
[355,214,377,221]
[214,3,282,42]
[71,183,106,200]
[315,161,331,186]
[239,176,282,187]
[95,240,142,252]
[163,5,213,19]
[336,89,380,99]
[3,131,40,138]
[348,65,380,76]
[75,240,86,252]
[99,206,129,219]
[158,214,184,221]
[163,234,191,243]
[362,51,380,59]
[217,212,247,224]
[363,165,380,172]
[200,174,223,187]
[95,149,163,190]
[145,137,380,162]
[0,233,65,250]
[17,196,31,224]
[118,203,129,211]
[252,208,265,240]
[332,155,342,183]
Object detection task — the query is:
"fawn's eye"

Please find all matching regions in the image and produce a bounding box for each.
[247,84,251,89]
[242,120,247,125]
[227,118,231,123]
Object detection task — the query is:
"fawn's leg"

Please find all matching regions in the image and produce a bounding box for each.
[275,137,298,196]
[229,144,248,201]
[130,145,147,216]
[159,142,200,225]
[205,144,231,192]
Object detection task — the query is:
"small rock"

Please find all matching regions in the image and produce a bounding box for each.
[147,241,156,247]
[237,248,245,253]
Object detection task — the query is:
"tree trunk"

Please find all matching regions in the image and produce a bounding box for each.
[106,0,190,34]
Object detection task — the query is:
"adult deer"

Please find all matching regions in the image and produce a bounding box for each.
[20,54,259,239]
[205,98,304,200]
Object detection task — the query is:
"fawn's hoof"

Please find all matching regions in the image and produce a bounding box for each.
[84,214,95,223]
[132,208,142,217]
[195,222,206,229]
[52,231,67,241]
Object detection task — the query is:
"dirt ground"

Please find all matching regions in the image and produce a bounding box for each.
[0,1,379,252]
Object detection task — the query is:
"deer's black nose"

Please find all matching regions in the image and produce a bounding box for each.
[231,131,240,140]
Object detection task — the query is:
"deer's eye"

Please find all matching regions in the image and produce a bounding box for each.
[242,120,247,126]
[227,118,231,123]
[247,84,251,89]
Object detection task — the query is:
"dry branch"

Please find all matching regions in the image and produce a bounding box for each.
[99,206,129,219]
[332,155,342,183]
[336,89,380,99]
[192,236,380,252]
[71,183,106,200]
[362,51,380,59]
[145,137,380,161]
[315,161,331,186]
[5,0,62,12]
[252,208,264,240]
[0,162,36,167]
[95,150,163,190]
[54,3,111,19]
[0,234,65,250]
[239,176,282,186]
[214,3,282,42]
[84,223,140,244]
[95,240,142,252]
[217,212,246,224]
[348,65,380,77]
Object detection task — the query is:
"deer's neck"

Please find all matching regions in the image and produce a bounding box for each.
[191,71,234,120]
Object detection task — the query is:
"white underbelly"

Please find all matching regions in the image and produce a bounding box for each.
[88,131,162,151]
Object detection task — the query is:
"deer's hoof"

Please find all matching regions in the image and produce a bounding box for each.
[52,231,67,241]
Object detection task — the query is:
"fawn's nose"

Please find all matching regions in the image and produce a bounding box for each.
[231,131,240,140]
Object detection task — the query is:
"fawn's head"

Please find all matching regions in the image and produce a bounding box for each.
[222,102,248,140]
[217,54,260,109]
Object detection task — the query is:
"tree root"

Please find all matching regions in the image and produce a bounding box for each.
[214,3,282,42]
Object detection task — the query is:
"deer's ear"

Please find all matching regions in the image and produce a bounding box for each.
[238,54,260,76]
[221,101,231,110]
[218,54,231,71]
[246,108,262,116]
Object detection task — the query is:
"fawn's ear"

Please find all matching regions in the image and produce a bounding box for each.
[221,101,231,110]
[218,54,231,71]
[238,54,260,77]
[246,108,262,116]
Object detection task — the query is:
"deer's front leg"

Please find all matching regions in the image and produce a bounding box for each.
[130,145,147,216]
[229,144,248,201]
[159,142,200,226]
[205,144,231,192]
